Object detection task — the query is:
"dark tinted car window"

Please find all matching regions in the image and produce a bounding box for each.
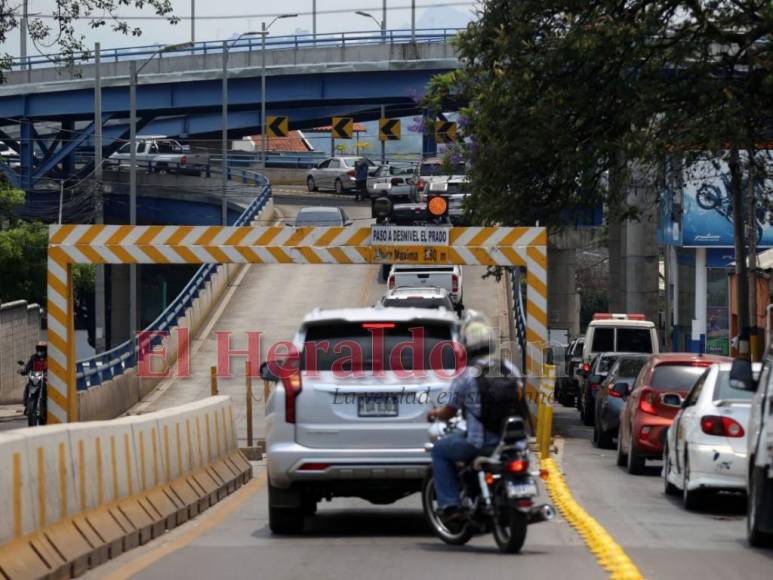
[303,322,456,371]
[382,298,453,310]
[597,355,619,374]
[713,370,755,401]
[616,328,653,353]
[295,210,342,226]
[616,358,647,378]
[592,328,614,352]
[650,365,707,391]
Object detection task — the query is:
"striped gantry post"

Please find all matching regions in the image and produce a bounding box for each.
[47,224,547,423]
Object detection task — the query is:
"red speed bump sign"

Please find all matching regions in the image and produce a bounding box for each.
[427,195,448,217]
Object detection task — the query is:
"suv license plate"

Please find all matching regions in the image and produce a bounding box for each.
[506,480,537,499]
[358,395,399,417]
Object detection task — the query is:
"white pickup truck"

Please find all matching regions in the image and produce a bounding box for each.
[110,138,209,175]
[386,265,464,313]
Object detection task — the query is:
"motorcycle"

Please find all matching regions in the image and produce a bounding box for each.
[695,178,771,241]
[422,415,554,553]
[17,361,47,427]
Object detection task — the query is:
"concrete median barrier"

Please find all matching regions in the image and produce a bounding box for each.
[0,396,251,579]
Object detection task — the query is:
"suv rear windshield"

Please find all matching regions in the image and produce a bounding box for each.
[302,321,457,372]
[592,328,614,352]
[650,365,707,391]
[616,328,653,353]
[596,355,619,374]
[382,298,452,309]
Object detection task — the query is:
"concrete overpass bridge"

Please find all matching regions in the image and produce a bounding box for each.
[0,29,459,190]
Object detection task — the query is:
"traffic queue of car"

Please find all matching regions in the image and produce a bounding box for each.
[558,313,773,547]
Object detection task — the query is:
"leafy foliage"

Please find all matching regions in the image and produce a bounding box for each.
[0,1,177,80]
[0,221,47,304]
[0,184,24,220]
[426,1,773,227]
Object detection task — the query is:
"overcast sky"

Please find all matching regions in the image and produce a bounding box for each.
[4,0,477,57]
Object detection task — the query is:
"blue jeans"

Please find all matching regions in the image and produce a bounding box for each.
[430,433,480,508]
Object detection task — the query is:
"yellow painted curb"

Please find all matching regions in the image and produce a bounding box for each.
[542,457,643,580]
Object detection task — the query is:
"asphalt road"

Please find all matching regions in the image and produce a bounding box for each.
[553,406,773,579]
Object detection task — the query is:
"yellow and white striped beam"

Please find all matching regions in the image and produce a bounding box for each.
[47,224,547,422]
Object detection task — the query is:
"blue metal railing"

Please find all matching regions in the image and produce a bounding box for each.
[12,28,461,70]
[75,169,271,390]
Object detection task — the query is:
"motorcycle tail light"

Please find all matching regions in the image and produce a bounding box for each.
[484,473,495,486]
[506,459,529,473]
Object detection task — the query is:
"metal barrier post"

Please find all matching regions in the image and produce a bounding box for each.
[210,366,218,396]
[246,362,254,447]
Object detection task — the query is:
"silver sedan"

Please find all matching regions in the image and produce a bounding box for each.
[306,156,377,194]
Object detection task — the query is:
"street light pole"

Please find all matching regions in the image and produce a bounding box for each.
[222,44,229,225]
[129,60,138,338]
[355,11,384,38]
[382,0,387,40]
[261,21,267,170]
[95,42,106,354]
[411,0,416,43]
[191,0,195,43]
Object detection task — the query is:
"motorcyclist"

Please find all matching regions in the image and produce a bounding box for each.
[426,314,524,521]
[19,341,47,415]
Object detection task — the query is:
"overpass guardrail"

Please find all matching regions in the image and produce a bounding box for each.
[75,168,271,391]
[11,28,461,70]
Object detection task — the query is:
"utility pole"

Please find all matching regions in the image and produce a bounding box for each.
[94,42,106,354]
[20,1,28,78]
[748,173,759,360]
[382,0,387,40]
[731,148,751,360]
[221,44,229,225]
[381,105,386,164]
[411,0,416,43]
[129,60,138,339]
[191,0,195,43]
[313,0,317,40]
[261,21,268,169]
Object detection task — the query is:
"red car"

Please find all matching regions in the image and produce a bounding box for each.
[617,353,731,474]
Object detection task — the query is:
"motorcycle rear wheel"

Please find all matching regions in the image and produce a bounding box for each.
[421,476,473,546]
[492,504,528,554]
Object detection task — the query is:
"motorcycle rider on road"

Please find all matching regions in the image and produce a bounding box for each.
[426,315,524,522]
[18,341,47,415]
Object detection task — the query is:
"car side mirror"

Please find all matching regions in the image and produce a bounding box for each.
[17,360,25,366]
[612,382,629,397]
[661,393,682,408]
[729,358,757,392]
[260,361,279,382]
[344,220,353,227]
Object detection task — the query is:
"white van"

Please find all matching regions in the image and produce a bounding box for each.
[582,313,659,365]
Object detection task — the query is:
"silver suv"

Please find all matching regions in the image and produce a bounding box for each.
[262,306,461,534]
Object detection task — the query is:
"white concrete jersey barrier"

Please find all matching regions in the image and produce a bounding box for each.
[0,396,251,579]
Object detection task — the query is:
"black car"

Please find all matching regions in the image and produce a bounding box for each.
[555,337,585,407]
[592,354,649,448]
[580,352,621,426]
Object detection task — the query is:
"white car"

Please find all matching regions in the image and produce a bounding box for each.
[262,306,461,534]
[582,313,659,365]
[663,362,760,509]
[387,265,463,311]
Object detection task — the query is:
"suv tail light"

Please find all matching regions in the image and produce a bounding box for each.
[347,169,356,177]
[391,177,403,186]
[701,415,745,438]
[451,274,459,294]
[417,178,426,192]
[179,155,187,166]
[283,361,302,424]
[388,275,395,289]
[638,387,657,415]
[582,362,590,373]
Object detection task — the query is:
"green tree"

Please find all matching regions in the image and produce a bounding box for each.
[0,221,48,303]
[0,1,177,80]
[427,0,773,354]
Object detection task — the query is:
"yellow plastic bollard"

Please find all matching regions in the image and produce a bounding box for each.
[541,405,553,459]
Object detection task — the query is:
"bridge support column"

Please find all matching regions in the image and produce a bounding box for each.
[547,247,579,338]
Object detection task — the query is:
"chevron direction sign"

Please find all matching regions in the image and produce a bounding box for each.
[379,118,401,141]
[266,116,289,138]
[331,117,353,139]
[435,120,458,144]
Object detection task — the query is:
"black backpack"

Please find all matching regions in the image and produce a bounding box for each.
[471,360,524,434]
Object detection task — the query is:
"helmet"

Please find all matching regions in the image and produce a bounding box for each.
[35,341,47,356]
[462,312,495,359]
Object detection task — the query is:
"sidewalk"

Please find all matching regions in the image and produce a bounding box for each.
[0,404,23,420]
